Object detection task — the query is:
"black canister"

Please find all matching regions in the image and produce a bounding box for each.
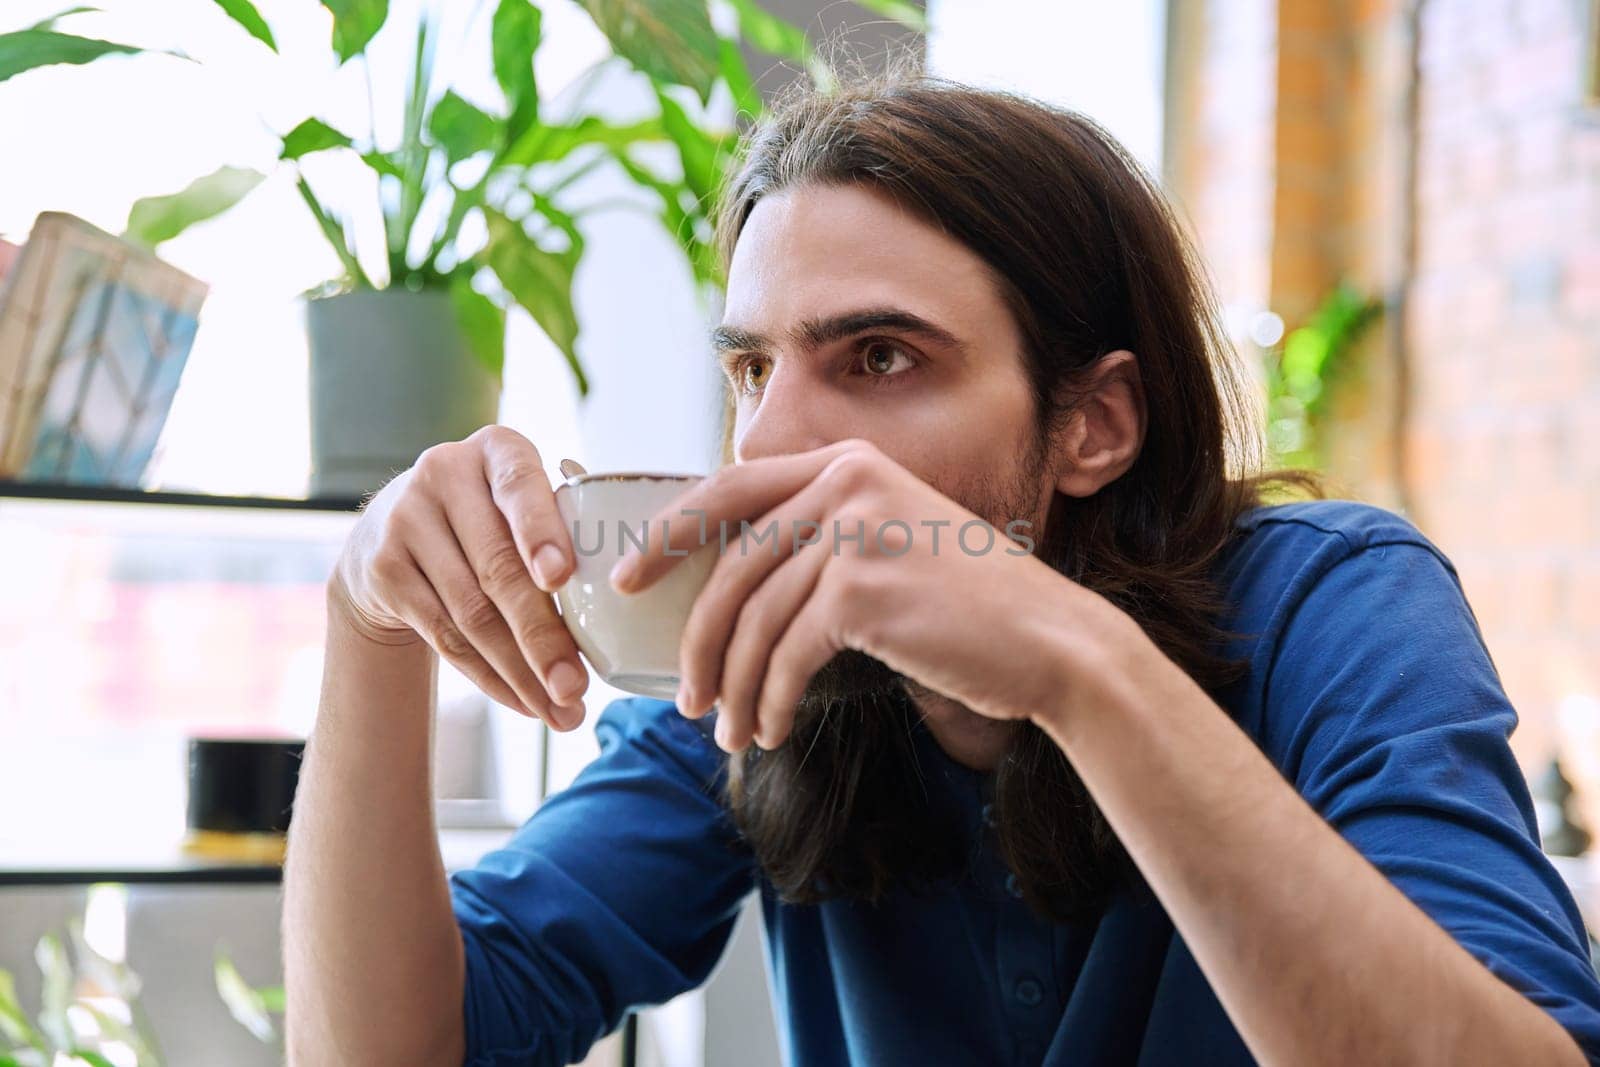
[183,737,305,862]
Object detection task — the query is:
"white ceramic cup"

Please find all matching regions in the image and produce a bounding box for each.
[553,472,717,699]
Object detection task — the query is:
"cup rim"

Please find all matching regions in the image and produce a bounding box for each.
[560,470,704,488]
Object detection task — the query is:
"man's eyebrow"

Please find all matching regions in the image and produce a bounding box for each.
[710,307,968,356]
[711,324,768,354]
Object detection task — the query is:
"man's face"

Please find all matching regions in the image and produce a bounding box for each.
[717,181,1057,709]
[719,180,1050,518]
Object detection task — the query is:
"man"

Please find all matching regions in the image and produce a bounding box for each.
[283,76,1600,1065]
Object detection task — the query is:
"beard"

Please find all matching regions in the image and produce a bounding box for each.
[727,437,1133,923]
[794,648,901,714]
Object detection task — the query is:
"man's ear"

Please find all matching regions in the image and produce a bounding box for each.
[1051,350,1147,498]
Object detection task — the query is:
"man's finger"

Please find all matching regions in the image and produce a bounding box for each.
[393,564,534,718]
[476,427,574,593]
[408,513,581,731]
[718,542,828,750]
[442,477,589,717]
[677,475,837,716]
[756,586,845,738]
[613,440,861,593]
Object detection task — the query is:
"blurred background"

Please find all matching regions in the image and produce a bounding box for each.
[0,0,1594,1063]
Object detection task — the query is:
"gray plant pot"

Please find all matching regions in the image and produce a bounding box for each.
[306,288,501,498]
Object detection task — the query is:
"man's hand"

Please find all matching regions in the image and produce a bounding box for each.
[611,439,1118,751]
[331,425,588,729]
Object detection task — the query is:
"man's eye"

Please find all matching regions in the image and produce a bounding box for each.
[740,357,772,393]
[861,342,913,377]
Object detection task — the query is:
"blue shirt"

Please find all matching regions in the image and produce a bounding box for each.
[450,500,1600,1064]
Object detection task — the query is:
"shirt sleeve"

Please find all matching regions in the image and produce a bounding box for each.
[449,697,756,1066]
[1258,536,1600,1061]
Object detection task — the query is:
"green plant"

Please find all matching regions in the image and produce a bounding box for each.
[0,0,924,393]
[0,916,290,1065]
[1263,281,1385,469]
[0,927,276,1067]
[0,919,163,1067]
[212,949,284,1049]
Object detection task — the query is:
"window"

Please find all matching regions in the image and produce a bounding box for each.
[926,0,1168,175]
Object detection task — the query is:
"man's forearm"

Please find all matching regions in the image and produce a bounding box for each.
[282,593,466,1063]
[1033,602,1584,1067]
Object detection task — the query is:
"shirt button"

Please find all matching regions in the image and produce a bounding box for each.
[979,803,996,828]
[1004,873,1022,899]
[1015,977,1044,1007]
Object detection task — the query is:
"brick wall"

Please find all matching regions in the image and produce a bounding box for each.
[1169,0,1600,782]
[1406,0,1600,775]
[1165,0,1280,329]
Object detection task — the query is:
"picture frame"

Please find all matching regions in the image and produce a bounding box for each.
[0,212,207,487]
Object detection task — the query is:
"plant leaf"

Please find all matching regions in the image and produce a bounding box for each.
[65,1053,116,1067]
[573,0,719,103]
[491,0,541,146]
[418,180,485,275]
[123,165,264,247]
[609,148,720,289]
[0,29,143,83]
[718,35,763,122]
[501,115,663,168]
[0,968,45,1051]
[321,0,388,63]
[725,0,809,61]
[361,150,404,180]
[428,91,500,163]
[76,1003,157,1066]
[211,0,277,51]
[295,176,368,287]
[214,952,275,1043]
[397,14,436,251]
[280,117,354,160]
[482,208,587,395]
[653,88,720,203]
[850,0,928,31]
[24,7,101,32]
[34,933,71,1051]
[449,272,506,376]
[65,916,140,1007]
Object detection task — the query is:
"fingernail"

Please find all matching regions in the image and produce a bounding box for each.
[714,716,732,750]
[547,661,585,704]
[676,682,694,714]
[532,544,566,591]
[551,700,586,731]
[609,558,634,593]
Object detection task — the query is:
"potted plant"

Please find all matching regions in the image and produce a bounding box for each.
[0,908,281,1066]
[0,0,925,497]
[0,918,162,1066]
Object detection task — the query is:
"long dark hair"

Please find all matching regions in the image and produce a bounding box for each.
[710,70,1325,922]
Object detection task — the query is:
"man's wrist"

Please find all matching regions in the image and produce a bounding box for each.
[1028,586,1161,749]
[325,575,430,654]
[318,584,438,739]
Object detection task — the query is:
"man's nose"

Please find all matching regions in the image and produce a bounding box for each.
[734,363,845,462]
